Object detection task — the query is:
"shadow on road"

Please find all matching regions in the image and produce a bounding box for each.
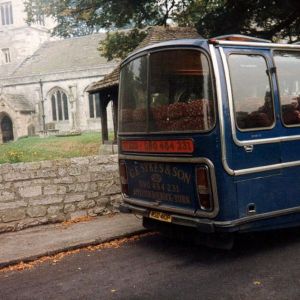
[234,226,300,253]
[135,225,300,263]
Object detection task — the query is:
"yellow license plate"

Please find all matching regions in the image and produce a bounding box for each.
[149,211,172,223]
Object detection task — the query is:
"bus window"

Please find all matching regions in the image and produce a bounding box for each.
[119,55,147,133]
[149,50,215,132]
[274,51,300,126]
[228,54,275,131]
[119,50,215,134]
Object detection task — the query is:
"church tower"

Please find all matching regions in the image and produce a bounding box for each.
[0,0,55,70]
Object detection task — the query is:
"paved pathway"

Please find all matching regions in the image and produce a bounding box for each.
[0,214,145,268]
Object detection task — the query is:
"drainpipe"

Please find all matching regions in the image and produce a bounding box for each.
[39,79,46,132]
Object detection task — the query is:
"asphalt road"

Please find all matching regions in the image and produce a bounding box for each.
[1,228,300,300]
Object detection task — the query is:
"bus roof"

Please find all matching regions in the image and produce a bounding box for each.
[122,34,300,66]
[122,38,208,65]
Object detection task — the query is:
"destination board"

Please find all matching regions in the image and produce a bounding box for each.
[121,139,194,154]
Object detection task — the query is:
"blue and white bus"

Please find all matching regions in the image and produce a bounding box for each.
[118,34,300,246]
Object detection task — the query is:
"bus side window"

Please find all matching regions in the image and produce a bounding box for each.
[228,54,275,131]
[274,51,300,126]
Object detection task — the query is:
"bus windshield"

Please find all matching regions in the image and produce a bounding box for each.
[119,49,215,133]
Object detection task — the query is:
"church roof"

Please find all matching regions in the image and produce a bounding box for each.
[135,26,200,50]
[87,26,201,93]
[87,65,120,92]
[0,94,34,112]
[10,33,111,78]
[0,61,22,79]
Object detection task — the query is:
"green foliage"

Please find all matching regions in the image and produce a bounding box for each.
[6,150,24,163]
[24,0,300,59]
[99,29,147,61]
[24,0,194,58]
[24,0,191,36]
[190,0,300,42]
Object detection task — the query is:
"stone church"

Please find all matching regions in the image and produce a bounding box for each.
[0,0,117,143]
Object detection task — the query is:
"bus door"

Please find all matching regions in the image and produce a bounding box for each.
[272,50,300,212]
[221,47,283,218]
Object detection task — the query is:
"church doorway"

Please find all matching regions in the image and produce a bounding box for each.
[1,115,14,143]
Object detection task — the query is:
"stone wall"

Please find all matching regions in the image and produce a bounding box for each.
[0,155,121,233]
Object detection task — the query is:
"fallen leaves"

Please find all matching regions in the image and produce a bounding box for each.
[0,232,157,274]
[60,216,94,228]
[85,232,157,252]
[59,213,117,228]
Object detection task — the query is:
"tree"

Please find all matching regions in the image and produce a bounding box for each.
[24,0,192,59]
[25,0,191,36]
[24,0,300,60]
[98,29,148,61]
[178,0,300,43]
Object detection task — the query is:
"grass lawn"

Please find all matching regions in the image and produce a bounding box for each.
[0,132,105,164]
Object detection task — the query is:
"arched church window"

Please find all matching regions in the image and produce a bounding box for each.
[51,90,69,121]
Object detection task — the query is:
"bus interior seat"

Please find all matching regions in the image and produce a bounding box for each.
[282,102,300,125]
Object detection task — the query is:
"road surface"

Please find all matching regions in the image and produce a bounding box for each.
[1,228,300,299]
